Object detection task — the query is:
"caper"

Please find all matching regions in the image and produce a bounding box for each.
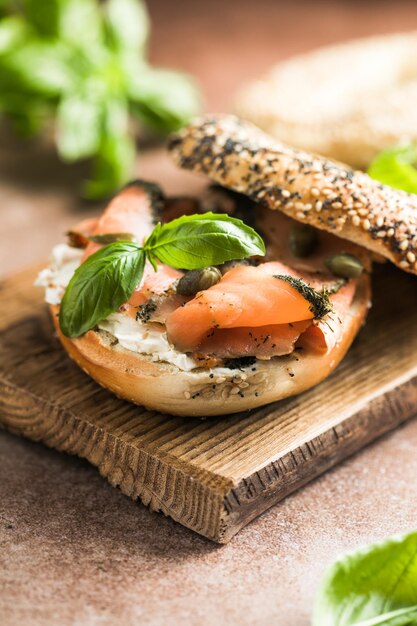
[325,253,364,279]
[89,232,136,244]
[289,224,318,257]
[176,267,222,296]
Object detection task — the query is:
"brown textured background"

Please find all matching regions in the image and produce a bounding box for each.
[1,1,417,624]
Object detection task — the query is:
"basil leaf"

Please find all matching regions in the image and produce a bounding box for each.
[22,0,63,38]
[83,98,135,199]
[59,0,103,49]
[0,16,27,54]
[368,145,417,194]
[313,530,417,626]
[57,93,102,161]
[59,242,144,338]
[4,40,76,95]
[104,0,149,56]
[83,133,135,200]
[144,212,265,269]
[129,67,200,133]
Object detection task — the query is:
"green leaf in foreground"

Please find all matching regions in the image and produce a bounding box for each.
[313,530,417,626]
[59,242,144,338]
[368,145,417,194]
[144,212,266,269]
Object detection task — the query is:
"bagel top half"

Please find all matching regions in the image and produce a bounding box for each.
[168,114,417,276]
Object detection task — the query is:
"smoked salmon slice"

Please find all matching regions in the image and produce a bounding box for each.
[82,182,159,260]
[165,262,342,355]
[164,259,358,357]
[194,321,312,359]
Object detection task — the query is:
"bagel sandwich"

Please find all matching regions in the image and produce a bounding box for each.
[38,142,373,417]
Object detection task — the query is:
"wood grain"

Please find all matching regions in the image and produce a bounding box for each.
[0,263,416,542]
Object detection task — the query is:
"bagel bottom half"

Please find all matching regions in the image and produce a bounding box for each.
[50,275,370,417]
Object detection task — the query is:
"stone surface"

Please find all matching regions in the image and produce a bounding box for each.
[1,421,417,625]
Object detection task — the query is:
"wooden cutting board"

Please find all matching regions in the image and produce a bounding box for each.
[1,264,416,543]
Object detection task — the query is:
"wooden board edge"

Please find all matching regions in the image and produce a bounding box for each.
[0,377,232,543]
[218,376,417,543]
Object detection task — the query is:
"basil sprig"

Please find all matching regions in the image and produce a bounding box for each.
[0,0,200,199]
[59,213,265,338]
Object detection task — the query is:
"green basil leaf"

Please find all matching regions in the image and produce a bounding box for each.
[59,242,144,338]
[313,530,417,626]
[144,212,266,269]
[82,98,135,199]
[21,0,64,38]
[56,93,103,161]
[104,0,149,56]
[129,67,200,132]
[4,40,76,95]
[83,133,135,200]
[59,0,103,49]
[0,16,27,54]
[368,145,417,194]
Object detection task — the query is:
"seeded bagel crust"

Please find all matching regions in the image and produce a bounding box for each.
[169,115,417,275]
[50,273,370,417]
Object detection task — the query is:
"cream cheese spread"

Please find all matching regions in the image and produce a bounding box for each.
[36,243,198,371]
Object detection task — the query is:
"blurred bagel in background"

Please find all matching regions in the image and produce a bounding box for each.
[236,31,417,169]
